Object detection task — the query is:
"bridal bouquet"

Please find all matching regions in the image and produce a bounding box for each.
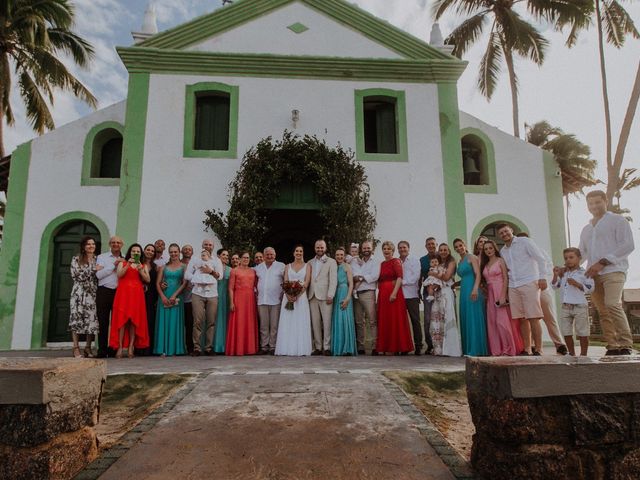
[282,280,305,310]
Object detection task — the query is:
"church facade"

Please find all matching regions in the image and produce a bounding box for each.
[0,0,565,349]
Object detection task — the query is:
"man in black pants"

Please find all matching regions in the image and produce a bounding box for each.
[95,236,124,358]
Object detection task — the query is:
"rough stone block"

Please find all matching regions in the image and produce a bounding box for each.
[0,426,98,480]
[569,395,634,445]
[0,358,106,447]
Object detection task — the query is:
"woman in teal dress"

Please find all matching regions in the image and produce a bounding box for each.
[213,249,232,353]
[331,247,357,356]
[453,239,488,356]
[154,244,187,356]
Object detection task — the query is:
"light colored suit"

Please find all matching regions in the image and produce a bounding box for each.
[308,256,338,351]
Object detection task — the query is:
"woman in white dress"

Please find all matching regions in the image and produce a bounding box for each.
[275,245,313,356]
[430,243,462,357]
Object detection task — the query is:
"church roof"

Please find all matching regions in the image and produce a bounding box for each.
[136,0,455,61]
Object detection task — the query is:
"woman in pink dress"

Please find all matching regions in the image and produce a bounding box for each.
[109,243,150,358]
[376,241,414,355]
[225,251,258,355]
[481,240,524,356]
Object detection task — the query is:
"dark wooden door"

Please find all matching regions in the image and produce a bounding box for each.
[47,221,101,342]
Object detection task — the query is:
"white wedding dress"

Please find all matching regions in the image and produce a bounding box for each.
[275,264,313,356]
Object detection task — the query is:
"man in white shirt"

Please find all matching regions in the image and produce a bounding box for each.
[398,241,422,355]
[579,190,635,355]
[255,247,285,355]
[352,240,381,355]
[153,239,169,268]
[499,224,550,355]
[184,238,224,356]
[95,236,124,358]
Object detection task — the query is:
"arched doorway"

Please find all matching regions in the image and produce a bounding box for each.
[260,182,323,262]
[47,221,101,342]
[479,221,524,249]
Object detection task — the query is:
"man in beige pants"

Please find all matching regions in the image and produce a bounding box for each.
[579,190,635,356]
[308,240,337,356]
[352,241,381,355]
[184,239,224,356]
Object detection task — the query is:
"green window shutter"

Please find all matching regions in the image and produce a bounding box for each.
[99,137,123,178]
[194,94,230,151]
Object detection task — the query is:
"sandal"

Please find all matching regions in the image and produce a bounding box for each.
[127,349,135,359]
[72,347,82,359]
[83,347,94,358]
[115,349,123,359]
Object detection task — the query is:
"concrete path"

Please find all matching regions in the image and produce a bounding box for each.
[98,370,457,480]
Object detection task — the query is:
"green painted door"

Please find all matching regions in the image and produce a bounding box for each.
[47,221,101,342]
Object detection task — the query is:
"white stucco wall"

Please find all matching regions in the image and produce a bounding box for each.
[138,74,446,258]
[460,112,553,257]
[11,102,124,348]
[191,1,403,59]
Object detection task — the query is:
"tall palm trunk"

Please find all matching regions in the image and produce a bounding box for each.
[612,59,640,180]
[503,45,521,138]
[565,195,572,245]
[595,0,615,203]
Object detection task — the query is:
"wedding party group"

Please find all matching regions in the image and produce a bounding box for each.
[67,190,635,359]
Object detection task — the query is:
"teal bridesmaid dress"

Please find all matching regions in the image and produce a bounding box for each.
[458,256,489,356]
[154,266,186,356]
[213,265,232,353]
[331,264,357,356]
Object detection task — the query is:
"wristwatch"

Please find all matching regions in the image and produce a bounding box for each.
[598,258,612,266]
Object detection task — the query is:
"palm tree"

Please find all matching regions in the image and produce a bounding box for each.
[0,0,97,158]
[565,1,639,207]
[432,0,591,138]
[611,167,640,221]
[526,120,599,243]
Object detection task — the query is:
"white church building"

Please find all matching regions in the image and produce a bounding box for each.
[0,0,565,349]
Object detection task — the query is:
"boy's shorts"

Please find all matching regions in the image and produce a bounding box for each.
[560,304,590,337]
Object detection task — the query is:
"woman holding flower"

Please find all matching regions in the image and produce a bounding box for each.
[275,245,312,356]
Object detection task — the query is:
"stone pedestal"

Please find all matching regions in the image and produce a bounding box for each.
[0,358,106,480]
[467,356,640,480]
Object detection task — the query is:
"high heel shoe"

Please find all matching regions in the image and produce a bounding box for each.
[83,347,94,358]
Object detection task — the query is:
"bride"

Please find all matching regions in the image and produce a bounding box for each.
[275,245,313,356]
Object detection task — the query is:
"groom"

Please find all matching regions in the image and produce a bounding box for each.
[308,239,338,356]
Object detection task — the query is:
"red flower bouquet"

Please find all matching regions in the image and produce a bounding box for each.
[282,280,305,310]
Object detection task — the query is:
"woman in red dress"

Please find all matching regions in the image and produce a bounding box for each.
[376,241,414,355]
[225,251,258,355]
[109,243,150,358]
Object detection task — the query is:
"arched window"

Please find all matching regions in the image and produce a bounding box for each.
[184,82,239,159]
[81,121,124,186]
[355,88,408,162]
[460,128,497,194]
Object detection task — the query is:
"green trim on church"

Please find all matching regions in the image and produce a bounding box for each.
[437,84,467,243]
[138,0,457,61]
[116,48,467,84]
[543,150,567,264]
[81,121,125,186]
[0,141,31,350]
[115,72,150,245]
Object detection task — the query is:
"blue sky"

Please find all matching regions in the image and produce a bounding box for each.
[5,0,640,285]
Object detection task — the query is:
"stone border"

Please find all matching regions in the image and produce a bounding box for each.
[74,373,205,480]
[380,376,475,480]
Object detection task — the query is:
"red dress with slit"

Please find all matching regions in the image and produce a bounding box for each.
[109,264,149,349]
[376,258,414,353]
[225,267,258,356]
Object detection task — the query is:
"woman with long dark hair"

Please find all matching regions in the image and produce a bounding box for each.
[429,243,461,356]
[140,243,157,355]
[69,236,99,358]
[109,243,150,358]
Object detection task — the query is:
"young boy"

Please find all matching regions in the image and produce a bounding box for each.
[552,248,595,356]
[422,256,445,302]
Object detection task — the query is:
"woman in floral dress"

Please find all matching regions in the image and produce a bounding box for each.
[69,236,99,358]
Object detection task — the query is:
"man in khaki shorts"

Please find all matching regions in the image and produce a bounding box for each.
[499,224,550,355]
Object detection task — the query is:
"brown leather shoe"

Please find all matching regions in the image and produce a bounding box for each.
[311,350,322,356]
[323,350,331,356]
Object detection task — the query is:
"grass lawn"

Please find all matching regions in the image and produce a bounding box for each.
[385,371,473,459]
[97,374,190,449]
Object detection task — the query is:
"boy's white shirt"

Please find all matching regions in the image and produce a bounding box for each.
[552,267,594,305]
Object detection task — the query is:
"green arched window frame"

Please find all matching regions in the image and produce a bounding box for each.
[470,213,529,245]
[354,88,408,162]
[183,81,239,159]
[81,121,125,186]
[461,127,497,194]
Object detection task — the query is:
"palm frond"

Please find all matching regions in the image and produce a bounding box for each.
[525,120,564,146]
[478,29,502,99]
[432,0,488,20]
[18,71,55,134]
[47,29,95,67]
[499,9,548,64]
[601,0,639,47]
[445,12,488,57]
